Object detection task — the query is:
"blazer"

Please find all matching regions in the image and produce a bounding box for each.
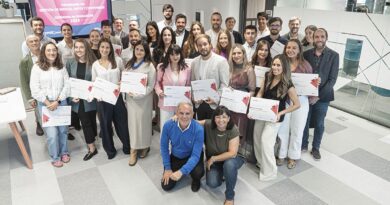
[19,54,34,101]
[66,58,97,113]
[303,47,339,102]
[180,30,190,48]
[232,30,244,44]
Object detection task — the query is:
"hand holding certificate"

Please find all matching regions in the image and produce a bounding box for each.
[191,79,220,102]
[90,77,120,105]
[120,72,148,95]
[163,86,192,106]
[254,66,271,88]
[219,88,251,114]
[248,97,279,122]
[42,106,71,127]
[69,78,93,101]
[291,73,319,96]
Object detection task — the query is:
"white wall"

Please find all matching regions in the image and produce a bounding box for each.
[276,0,347,11]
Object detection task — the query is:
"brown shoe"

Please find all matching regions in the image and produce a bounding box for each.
[287,159,296,169]
[139,147,150,158]
[224,200,234,205]
[128,149,137,166]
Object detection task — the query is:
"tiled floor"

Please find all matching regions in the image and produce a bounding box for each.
[1,106,390,205]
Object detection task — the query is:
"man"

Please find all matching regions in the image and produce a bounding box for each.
[175,13,189,48]
[157,4,176,32]
[243,25,257,61]
[121,28,142,64]
[101,20,122,46]
[281,16,304,41]
[112,18,128,40]
[128,20,140,30]
[191,34,229,120]
[302,28,339,160]
[160,102,204,192]
[21,16,55,57]
[19,35,44,136]
[205,11,223,48]
[256,12,270,41]
[258,17,288,47]
[225,17,243,44]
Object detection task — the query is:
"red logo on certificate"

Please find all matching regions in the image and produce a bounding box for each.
[43,114,50,123]
[210,83,217,91]
[242,96,249,105]
[88,85,92,92]
[271,104,278,114]
[113,89,120,97]
[311,78,319,88]
[184,91,191,99]
[140,77,147,87]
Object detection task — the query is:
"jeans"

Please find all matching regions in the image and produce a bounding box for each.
[302,101,329,150]
[206,157,245,200]
[38,101,69,162]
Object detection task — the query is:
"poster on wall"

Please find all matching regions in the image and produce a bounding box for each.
[29,0,112,38]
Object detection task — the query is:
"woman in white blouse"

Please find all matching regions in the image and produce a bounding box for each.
[57,23,74,65]
[91,38,130,160]
[30,42,70,168]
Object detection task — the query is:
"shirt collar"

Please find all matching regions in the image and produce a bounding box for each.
[177,120,191,132]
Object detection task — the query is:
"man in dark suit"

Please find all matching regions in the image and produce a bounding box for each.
[302,28,339,160]
[225,17,243,44]
[175,13,189,48]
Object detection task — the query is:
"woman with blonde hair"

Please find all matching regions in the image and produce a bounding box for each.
[214,30,233,59]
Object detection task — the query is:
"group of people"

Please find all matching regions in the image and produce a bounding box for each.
[18,4,339,205]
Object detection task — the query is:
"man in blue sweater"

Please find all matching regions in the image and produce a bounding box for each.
[160,102,205,192]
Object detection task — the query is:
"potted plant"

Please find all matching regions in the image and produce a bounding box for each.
[0,0,14,17]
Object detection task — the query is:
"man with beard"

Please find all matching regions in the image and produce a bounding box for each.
[157,4,176,33]
[282,16,304,41]
[190,34,229,120]
[256,12,270,41]
[113,18,127,40]
[21,17,55,57]
[121,28,142,65]
[175,13,189,48]
[302,28,339,160]
[243,25,257,61]
[19,35,44,136]
[206,11,223,48]
[258,17,288,47]
[225,17,243,44]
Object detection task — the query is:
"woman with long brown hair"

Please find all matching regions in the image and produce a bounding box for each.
[214,30,233,59]
[182,21,205,58]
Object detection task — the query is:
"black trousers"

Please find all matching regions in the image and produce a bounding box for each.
[97,95,130,157]
[76,101,97,144]
[195,102,213,120]
[161,152,205,191]
[71,110,81,129]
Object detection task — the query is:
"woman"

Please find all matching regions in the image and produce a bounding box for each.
[251,40,272,68]
[214,30,232,59]
[153,27,176,67]
[228,44,256,145]
[252,54,300,181]
[66,39,98,161]
[125,40,156,166]
[155,44,191,129]
[301,25,317,51]
[146,21,160,49]
[89,29,101,58]
[57,23,74,65]
[30,42,70,167]
[92,38,130,159]
[199,106,244,205]
[277,39,313,169]
[183,21,205,58]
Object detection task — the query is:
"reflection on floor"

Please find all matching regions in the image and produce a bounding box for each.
[1,107,390,205]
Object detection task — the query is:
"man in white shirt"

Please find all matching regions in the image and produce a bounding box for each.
[243,25,257,61]
[121,28,142,65]
[21,16,55,57]
[175,13,189,48]
[205,11,223,48]
[191,34,229,120]
[256,12,270,41]
[157,4,176,33]
[281,16,305,41]
[113,18,128,40]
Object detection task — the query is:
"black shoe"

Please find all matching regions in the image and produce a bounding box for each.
[36,123,44,136]
[68,133,75,140]
[83,149,98,161]
[191,180,201,192]
[311,149,321,160]
[108,151,117,160]
[74,124,81,131]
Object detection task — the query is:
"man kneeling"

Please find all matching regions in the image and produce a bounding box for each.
[160,102,204,192]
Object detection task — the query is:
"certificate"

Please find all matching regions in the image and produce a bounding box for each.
[120,72,148,94]
[254,66,271,87]
[191,79,220,102]
[90,77,120,105]
[291,73,319,96]
[69,78,93,100]
[42,106,71,127]
[113,44,122,56]
[163,86,192,106]
[219,88,251,114]
[248,97,279,122]
[270,40,285,58]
